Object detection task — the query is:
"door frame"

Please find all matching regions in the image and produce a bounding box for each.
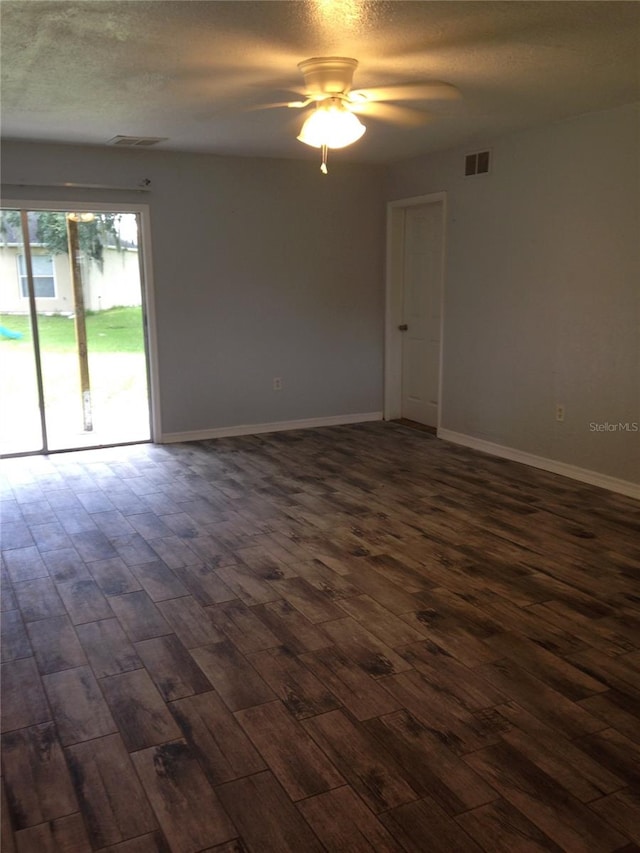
[2,198,161,449]
[384,192,447,430]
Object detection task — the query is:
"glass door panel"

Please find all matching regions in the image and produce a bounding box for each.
[0,207,151,455]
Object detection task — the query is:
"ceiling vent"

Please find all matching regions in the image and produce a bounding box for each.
[107,135,168,147]
[465,150,490,176]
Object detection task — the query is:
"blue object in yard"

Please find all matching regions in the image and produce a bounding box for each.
[0,325,23,340]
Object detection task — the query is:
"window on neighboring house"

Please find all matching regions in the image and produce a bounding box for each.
[18,254,56,298]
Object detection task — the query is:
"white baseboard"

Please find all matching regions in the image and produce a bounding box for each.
[160,411,383,444]
[437,428,640,500]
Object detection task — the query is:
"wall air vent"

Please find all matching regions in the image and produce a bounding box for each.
[465,150,491,176]
[107,135,168,147]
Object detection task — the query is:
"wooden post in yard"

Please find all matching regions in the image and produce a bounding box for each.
[66,215,93,431]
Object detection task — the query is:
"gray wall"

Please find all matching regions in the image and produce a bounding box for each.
[387,103,640,483]
[1,143,386,435]
[3,103,638,484]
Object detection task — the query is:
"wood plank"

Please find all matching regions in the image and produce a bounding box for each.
[125,512,174,541]
[130,560,189,602]
[12,578,66,622]
[464,740,630,852]
[148,536,202,569]
[100,668,181,751]
[269,577,345,623]
[589,789,640,844]
[364,708,498,815]
[109,591,173,642]
[69,529,118,562]
[171,562,236,606]
[1,722,78,830]
[576,728,640,790]
[484,631,608,700]
[111,533,159,567]
[379,669,505,755]
[1,779,16,853]
[206,599,279,654]
[398,640,507,710]
[567,646,640,702]
[321,616,412,677]
[235,700,344,800]
[216,771,325,853]
[214,563,280,606]
[54,577,114,624]
[95,832,172,852]
[577,689,640,745]
[13,813,91,853]
[76,617,142,678]
[26,615,87,675]
[42,665,117,746]
[299,645,401,721]
[344,562,424,615]
[293,558,361,600]
[2,546,48,583]
[495,702,624,799]
[190,641,275,711]
[135,634,212,701]
[0,610,32,662]
[247,645,341,719]
[455,799,565,853]
[157,511,206,539]
[65,733,158,848]
[399,609,499,667]
[302,709,418,813]
[1,657,50,733]
[91,509,136,539]
[475,657,606,740]
[156,595,224,648]
[233,543,298,581]
[298,785,402,852]
[252,599,331,653]
[380,797,484,853]
[42,547,91,583]
[131,740,236,853]
[183,534,236,568]
[87,556,143,596]
[169,691,266,786]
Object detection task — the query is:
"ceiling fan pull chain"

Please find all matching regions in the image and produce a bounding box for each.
[321,144,328,174]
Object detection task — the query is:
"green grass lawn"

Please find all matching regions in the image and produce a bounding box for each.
[0,306,145,353]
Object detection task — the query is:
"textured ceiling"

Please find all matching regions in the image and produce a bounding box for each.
[1,1,639,164]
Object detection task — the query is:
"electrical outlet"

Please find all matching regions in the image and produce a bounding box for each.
[273,377,283,391]
[556,404,565,422]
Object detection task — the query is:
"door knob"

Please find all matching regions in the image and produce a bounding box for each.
[398,324,408,331]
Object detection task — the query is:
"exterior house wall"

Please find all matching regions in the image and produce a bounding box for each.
[0,245,140,314]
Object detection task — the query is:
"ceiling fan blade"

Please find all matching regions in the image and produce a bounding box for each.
[351,81,461,103]
[246,100,307,111]
[352,101,431,126]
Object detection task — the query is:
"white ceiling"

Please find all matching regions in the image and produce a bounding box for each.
[2,1,639,164]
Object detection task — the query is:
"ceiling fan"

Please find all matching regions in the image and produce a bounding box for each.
[269,56,460,173]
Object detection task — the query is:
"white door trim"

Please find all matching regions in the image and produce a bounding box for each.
[384,192,447,427]
[2,199,162,444]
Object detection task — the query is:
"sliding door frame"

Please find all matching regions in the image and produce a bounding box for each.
[1,199,161,454]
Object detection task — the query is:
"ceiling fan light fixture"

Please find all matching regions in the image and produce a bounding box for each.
[297,99,366,150]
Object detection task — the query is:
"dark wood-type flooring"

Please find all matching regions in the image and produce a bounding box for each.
[1,422,639,853]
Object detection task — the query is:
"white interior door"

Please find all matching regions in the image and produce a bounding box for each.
[400,203,443,427]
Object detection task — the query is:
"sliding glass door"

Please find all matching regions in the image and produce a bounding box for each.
[0,206,152,455]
